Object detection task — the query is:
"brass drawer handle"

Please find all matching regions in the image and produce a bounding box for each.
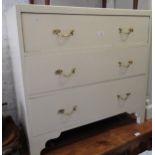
[55,68,76,78]
[117,93,131,101]
[58,106,77,116]
[118,60,133,68]
[53,29,75,37]
[118,28,134,35]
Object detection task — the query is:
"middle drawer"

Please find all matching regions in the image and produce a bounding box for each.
[25,46,148,96]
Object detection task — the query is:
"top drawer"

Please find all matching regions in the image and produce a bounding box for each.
[21,13,149,53]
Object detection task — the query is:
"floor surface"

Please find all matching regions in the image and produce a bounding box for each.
[40,113,152,155]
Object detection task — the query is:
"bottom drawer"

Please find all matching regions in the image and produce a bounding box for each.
[28,76,146,136]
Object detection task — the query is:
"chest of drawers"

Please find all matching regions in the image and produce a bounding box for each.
[6,5,151,155]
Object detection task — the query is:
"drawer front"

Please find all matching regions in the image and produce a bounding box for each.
[28,76,146,136]
[22,13,149,53]
[25,46,148,96]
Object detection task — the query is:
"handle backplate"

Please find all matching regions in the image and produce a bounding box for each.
[117,92,131,101]
[119,28,134,35]
[55,68,76,78]
[118,60,133,68]
[53,29,74,37]
[58,105,77,116]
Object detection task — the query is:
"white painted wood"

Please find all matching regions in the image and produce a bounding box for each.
[25,46,148,96]
[29,131,61,155]
[146,104,152,119]
[29,76,146,136]
[6,5,151,155]
[17,4,151,16]
[22,13,149,53]
[5,6,30,133]
[6,6,33,154]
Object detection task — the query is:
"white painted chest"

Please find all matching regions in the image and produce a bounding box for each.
[6,5,151,155]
